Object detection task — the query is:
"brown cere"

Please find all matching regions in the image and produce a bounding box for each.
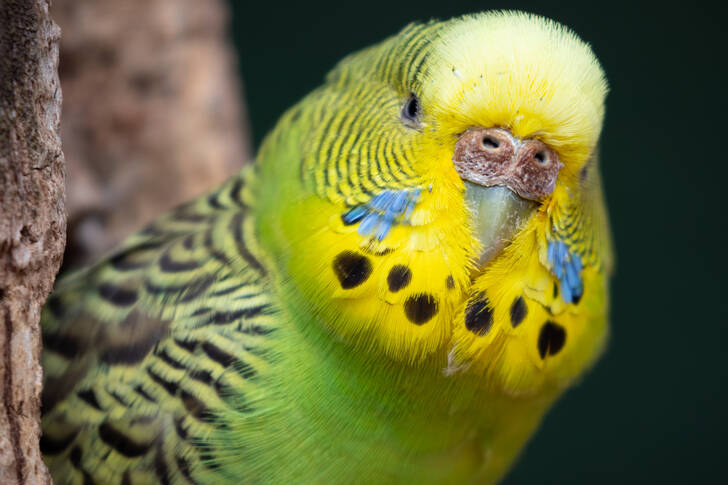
[452,127,562,200]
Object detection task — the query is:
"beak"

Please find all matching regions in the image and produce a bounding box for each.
[453,127,562,267]
[464,183,536,267]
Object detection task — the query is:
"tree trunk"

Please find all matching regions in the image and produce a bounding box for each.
[0,0,65,483]
[1,1,248,480]
[52,0,251,270]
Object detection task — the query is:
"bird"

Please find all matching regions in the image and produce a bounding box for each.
[40,10,612,484]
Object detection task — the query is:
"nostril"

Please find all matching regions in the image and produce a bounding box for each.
[482,136,500,149]
[534,151,547,164]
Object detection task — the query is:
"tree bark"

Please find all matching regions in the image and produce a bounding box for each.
[52,0,251,270]
[0,0,65,483]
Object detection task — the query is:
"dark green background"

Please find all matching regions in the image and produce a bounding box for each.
[228,1,727,483]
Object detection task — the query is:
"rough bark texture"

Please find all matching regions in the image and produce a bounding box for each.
[52,0,251,269]
[0,0,64,483]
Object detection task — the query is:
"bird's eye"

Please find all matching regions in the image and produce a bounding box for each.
[401,94,421,128]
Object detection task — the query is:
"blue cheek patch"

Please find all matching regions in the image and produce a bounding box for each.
[547,239,584,304]
[341,188,421,241]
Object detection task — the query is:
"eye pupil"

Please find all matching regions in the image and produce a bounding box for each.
[406,97,418,118]
[401,94,421,126]
[534,152,546,163]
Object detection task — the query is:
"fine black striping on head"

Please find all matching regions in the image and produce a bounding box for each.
[387,265,412,292]
[537,321,567,359]
[403,293,439,325]
[98,421,154,457]
[98,283,138,307]
[446,275,455,290]
[465,293,493,336]
[333,251,372,289]
[509,296,528,328]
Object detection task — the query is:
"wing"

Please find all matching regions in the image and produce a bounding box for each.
[41,170,279,484]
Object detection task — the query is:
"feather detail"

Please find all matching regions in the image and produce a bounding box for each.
[342,188,422,241]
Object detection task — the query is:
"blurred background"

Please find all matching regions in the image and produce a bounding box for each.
[56,0,727,483]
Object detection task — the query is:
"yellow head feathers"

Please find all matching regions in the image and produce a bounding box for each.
[254,12,611,383]
[421,12,608,177]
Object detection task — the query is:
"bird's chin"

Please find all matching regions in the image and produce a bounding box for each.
[464,181,537,270]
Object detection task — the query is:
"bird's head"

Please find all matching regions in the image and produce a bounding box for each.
[254,11,612,394]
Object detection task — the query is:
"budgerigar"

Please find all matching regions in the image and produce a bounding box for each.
[41,11,612,484]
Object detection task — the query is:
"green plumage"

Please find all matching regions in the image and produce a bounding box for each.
[41,12,611,484]
[41,171,513,484]
[41,174,279,483]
